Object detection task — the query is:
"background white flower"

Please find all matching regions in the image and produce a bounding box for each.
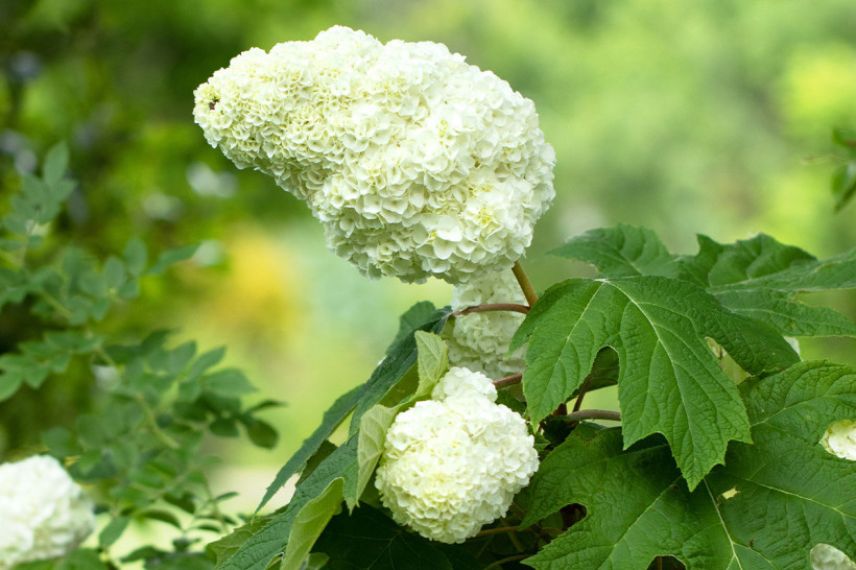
[822,420,856,461]
[812,544,856,570]
[194,26,555,284]
[446,270,526,378]
[374,367,538,543]
[0,455,95,568]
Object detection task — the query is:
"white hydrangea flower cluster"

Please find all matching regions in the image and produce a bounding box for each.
[812,544,856,570]
[0,456,95,568]
[193,26,555,284]
[375,367,538,543]
[822,420,856,461]
[447,270,526,378]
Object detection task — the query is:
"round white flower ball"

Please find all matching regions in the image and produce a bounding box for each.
[0,455,95,568]
[446,270,527,378]
[193,26,555,284]
[821,420,856,461]
[375,367,538,543]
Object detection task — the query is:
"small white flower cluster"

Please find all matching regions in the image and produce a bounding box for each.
[0,456,95,568]
[447,270,526,378]
[375,367,538,543]
[812,544,856,570]
[194,26,555,284]
[822,420,856,461]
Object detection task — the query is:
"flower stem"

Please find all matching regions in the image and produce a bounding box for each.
[476,525,520,537]
[512,261,538,307]
[493,372,522,389]
[561,409,621,423]
[452,303,530,317]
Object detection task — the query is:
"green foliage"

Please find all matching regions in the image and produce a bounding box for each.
[832,127,856,211]
[513,274,795,487]
[314,506,480,569]
[526,225,856,488]
[680,233,856,336]
[216,310,449,569]
[356,332,449,502]
[0,147,276,568]
[521,361,856,569]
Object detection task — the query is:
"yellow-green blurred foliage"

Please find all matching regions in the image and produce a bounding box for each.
[2,0,855,505]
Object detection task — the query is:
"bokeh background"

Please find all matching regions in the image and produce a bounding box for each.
[2,0,856,508]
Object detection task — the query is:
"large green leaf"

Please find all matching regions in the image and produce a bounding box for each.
[522,361,856,569]
[257,385,364,511]
[680,234,856,336]
[314,505,480,569]
[551,225,679,278]
[218,438,358,570]
[258,304,448,511]
[513,276,797,488]
[555,229,856,338]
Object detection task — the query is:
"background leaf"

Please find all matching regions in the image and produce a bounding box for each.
[551,225,679,278]
[522,361,856,569]
[515,275,801,487]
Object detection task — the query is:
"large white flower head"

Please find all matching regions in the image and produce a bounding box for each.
[447,270,526,378]
[193,26,555,284]
[0,455,95,568]
[375,367,538,543]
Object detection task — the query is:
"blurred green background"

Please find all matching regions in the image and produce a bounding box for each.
[2,0,855,508]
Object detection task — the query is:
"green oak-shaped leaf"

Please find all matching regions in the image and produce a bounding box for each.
[314,505,480,569]
[680,234,856,337]
[551,225,679,278]
[554,229,856,338]
[513,276,797,488]
[521,361,856,570]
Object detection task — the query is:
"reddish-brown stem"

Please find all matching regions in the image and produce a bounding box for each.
[512,261,539,307]
[452,303,530,317]
[493,373,522,389]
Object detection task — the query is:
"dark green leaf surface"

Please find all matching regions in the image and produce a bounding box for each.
[314,506,480,569]
[680,234,856,336]
[514,276,797,487]
[522,361,856,570]
[218,437,358,570]
[256,385,364,511]
[551,225,679,278]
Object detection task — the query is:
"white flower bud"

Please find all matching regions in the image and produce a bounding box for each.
[194,26,555,284]
[375,367,538,543]
[0,456,95,567]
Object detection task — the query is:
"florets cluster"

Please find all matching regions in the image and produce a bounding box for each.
[822,420,856,461]
[193,26,555,283]
[0,456,95,568]
[447,270,526,378]
[375,367,538,543]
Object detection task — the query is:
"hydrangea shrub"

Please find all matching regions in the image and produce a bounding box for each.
[3,25,856,570]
